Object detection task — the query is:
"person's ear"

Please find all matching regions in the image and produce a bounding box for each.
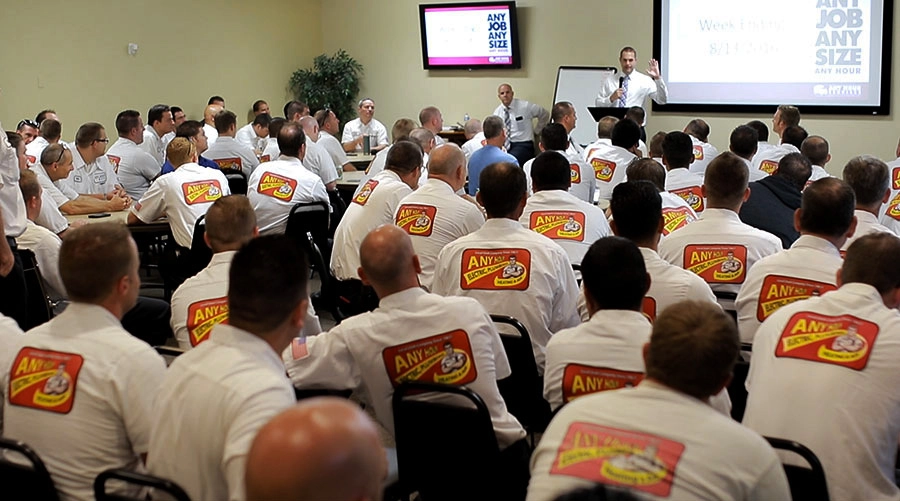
[793,208,802,233]
[412,254,422,275]
[835,267,844,288]
[883,188,891,204]
[475,191,483,207]
[290,298,308,331]
[743,186,751,202]
[609,219,619,236]
[358,267,371,287]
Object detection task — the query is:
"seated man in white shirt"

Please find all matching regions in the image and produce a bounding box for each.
[582,116,618,162]
[684,119,718,176]
[663,131,706,214]
[140,104,175,166]
[841,155,896,252]
[202,104,223,146]
[260,117,285,162]
[0,223,167,501]
[148,235,310,501]
[624,159,698,239]
[286,225,529,498]
[16,170,66,301]
[298,116,339,190]
[314,108,353,171]
[283,100,310,123]
[108,109,161,200]
[236,99,270,148]
[771,104,801,143]
[418,105,446,145]
[524,123,595,203]
[585,118,641,201]
[248,123,330,235]
[204,110,259,178]
[34,144,130,220]
[528,300,790,501]
[342,98,389,153]
[63,122,129,199]
[25,118,62,169]
[743,233,900,501]
[551,101,583,158]
[356,119,421,193]
[800,135,834,185]
[245,398,387,501]
[735,177,856,343]
[729,124,759,172]
[460,118,485,160]
[749,125,807,181]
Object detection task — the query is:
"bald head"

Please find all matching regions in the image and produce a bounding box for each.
[204,104,223,125]
[427,143,466,190]
[359,225,420,297]
[245,398,386,501]
[298,116,318,139]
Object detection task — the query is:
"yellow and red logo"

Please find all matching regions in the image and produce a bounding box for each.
[692,145,704,160]
[181,180,224,205]
[760,160,779,175]
[683,244,747,284]
[259,155,271,163]
[591,158,617,182]
[529,211,585,242]
[671,186,704,212]
[26,154,36,165]
[641,297,657,322]
[550,422,685,497]
[661,207,695,236]
[213,157,243,173]
[756,275,836,322]
[257,172,297,201]
[353,179,379,206]
[562,364,644,403]
[570,164,582,184]
[382,330,477,387]
[886,192,900,221]
[892,167,900,190]
[107,155,121,172]
[187,296,229,347]
[775,312,878,371]
[396,204,437,237]
[8,348,84,414]
[460,248,531,291]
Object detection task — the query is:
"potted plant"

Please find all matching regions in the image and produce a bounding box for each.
[289,50,364,125]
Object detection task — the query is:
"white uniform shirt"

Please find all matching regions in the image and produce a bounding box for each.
[543,310,650,411]
[743,283,900,501]
[24,136,49,169]
[140,125,167,166]
[842,210,893,252]
[317,130,350,169]
[131,163,230,248]
[393,178,484,290]
[659,191,699,238]
[16,220,65,300]
[431,218,581,372]
[594,70,668,109]
[528,381,789,501]
[881,162,900,235]
[332,169,413,280]
[665,167,706,214]
[107,137,160,200]
[302,139,339,186]
[0,126,27,238]
[687,136,719,176]
[808,164,832,184]
[147,324,296,501]
[62,145,120,196]
[234,123,261,150]
[735,235,842,344]
[522,151,596,204]
[0,303,166,501]
[462,132,486,160]
[260,137,279,163]
[519,190,610,267]
[247,156,330,235]
[658,209,782,309]
[204,136,259,178]
[750,143,800,181]
[203,123,218,145]
[640,247,718,321]
[493,98,550,143]
[30,162,74,234]
[284,288,526,448]
[341,117,389,150]
[584,142,637,201]
[566,135,584,158]
[354,146,392,195]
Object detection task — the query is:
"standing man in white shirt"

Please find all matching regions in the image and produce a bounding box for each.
[108,110,162,200]
[236,99,270,148]
[585,118,641,202]
[0,223,167,501]
[248,123,330,235]
[800,135,834,185]
[683,119,718,176]
[63,122,127,198]
[204,110,259,178]
[202,104,223,146]
[140,104,175,166]
[342,98,389,153]
[394,143,484,290]
[148,235,310,501]
[735,177,856,344]
[743,233,900,501]
[663,131,706,215]
[432,162,581,372]
[595,46,668,114]
[551,101,583,158]
[841,155,895,252]
[493,83,550,166]
[314,108,353,172]
[418,106,446,146]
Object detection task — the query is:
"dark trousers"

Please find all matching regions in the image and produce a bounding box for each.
[508,141,536,166]
[0,237,28,329]
[122,297,174,346]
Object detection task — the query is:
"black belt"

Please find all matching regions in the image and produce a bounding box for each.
[6,236,16,249]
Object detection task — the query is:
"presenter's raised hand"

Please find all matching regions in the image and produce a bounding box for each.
[648,59,661,80]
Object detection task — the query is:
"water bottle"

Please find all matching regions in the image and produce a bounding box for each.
[464,113,470,122]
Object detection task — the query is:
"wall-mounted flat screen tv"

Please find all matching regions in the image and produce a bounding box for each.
[419,1,521,70]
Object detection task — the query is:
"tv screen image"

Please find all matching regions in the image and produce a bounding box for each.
[419,1,521,70]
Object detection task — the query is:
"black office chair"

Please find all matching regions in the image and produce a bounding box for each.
[713,290,739,322]
[0,438,60,501]
[764,437,830,501]
[225,172,248,195]
[327,189,347,238]
[189,215,213,276]
[392,382,506,501]
[571,263,582,286]
[94,468,191,501]
[727,343,754,421]
[19,248,53,330]
[491,314,552,437]
[285,202,344,321]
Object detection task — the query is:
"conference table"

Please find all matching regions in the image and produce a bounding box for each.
[336,171,365,205]
[346,153,375,170]
[65,211,169,234]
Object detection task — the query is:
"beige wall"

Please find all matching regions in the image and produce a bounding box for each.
[2,0,322,141]
[321,0,899,174]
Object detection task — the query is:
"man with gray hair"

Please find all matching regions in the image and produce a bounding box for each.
[465,115,518,195]
[461,118,485,160]
[342,98,389,152]
[841,155,896,251]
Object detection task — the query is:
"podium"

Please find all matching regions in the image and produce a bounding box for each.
[587,107,630,122]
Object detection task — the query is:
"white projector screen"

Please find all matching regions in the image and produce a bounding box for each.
[653,0,893,115]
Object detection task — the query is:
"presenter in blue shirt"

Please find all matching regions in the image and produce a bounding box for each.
[467,115,518,196]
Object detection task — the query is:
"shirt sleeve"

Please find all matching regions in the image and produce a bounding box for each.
[138,152,161,181]
[595,75,619,107]
[747,454,792,501]
[341,123,355,143]
[38,231,66,297]
[532,103,550,135]
[542,346,564,411]
[113,345,167,454]
[376,122,389,146]
[283,329,361,390]
[317,149,339,185]
[131,179,167,223]
[311,178,330,206]
[651,77,668,105]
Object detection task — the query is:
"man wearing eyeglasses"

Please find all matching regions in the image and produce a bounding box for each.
[61,123,130,203]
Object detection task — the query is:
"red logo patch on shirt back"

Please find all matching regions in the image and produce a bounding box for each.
[8,348,84,414]
[181,180,224,205]
[529,211,585,242]
[257,172,297,201]
[591,158,616,182]
[756,275,836,322]
[353,179,379,206]
[670,186,704,212]
[661,208,695,236]
[760,160,779,175]
[396,204,437,237]
[892,167,900,190]
[562,365,644,403]
[107,155,121,172]
[692,145,704,160]
[775,312,879,371]
[187,296,229,347]
[460,248,531,291]
[213,157,243,173]
[886,192,900,221]
[550,422,685,497]
[683,244,747,284]
[382,330,477,387]
[570,164,582,184]
[641,297,657,322]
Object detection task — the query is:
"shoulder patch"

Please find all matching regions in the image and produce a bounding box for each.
[590,158,617,182]
[529,211,585,241]
[775,312,878,371]
[562,364,644,403]
[460,248,531,290]
[396,204,437,237]
[670,186,704,212]
[683,244,747,284]
[382,330,476,387]
[353,179,379,206]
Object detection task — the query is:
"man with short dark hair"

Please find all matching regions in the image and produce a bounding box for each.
[466,115,518,195]
[236,100,271,148]
[800,135,833,184]
[663,131,706,214]
[148,235,310,501]
[284,100,309,123]
[493,83,550,165]
[16,119,39,144]
[841,155,895,251]
[432,162,580,372]
[140,104,175,165]
[728,124,759,173]
[625,159,698,238]
[160,120,221,175]
[63,123,127,199]
[585,118,641,201]
[342,98,389,153]
[772,104,801,140]
[595,46,668,114]
[523,123,594,203]
[739,152,813,248]
[208,95,225,107]
[529,300,789,501]
[736,177,856,343]
[745,120,774,160]
[108,110,161,200]
[744,232,900,501]
[551,101,583,157]
[683,119,718,176]
[171,106,186,127]
[204,110,260,178]
[25,118,62,169]
[35,109,58,125]
[750,124,808,181]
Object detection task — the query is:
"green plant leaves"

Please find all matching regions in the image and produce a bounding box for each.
[289,50,364,125]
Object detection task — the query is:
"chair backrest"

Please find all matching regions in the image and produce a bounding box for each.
[189,215,213,275]
[571,263,582,286]
[94,468,192,501]
[491,314,551,434]
[19,248,53,330]
[226,172,247,195]
[286,202,331,258]
[0,438,60,501]
[392,382,501,500]
[154,346,186,367]
[764,437,830,501]
[726,344,753,421]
